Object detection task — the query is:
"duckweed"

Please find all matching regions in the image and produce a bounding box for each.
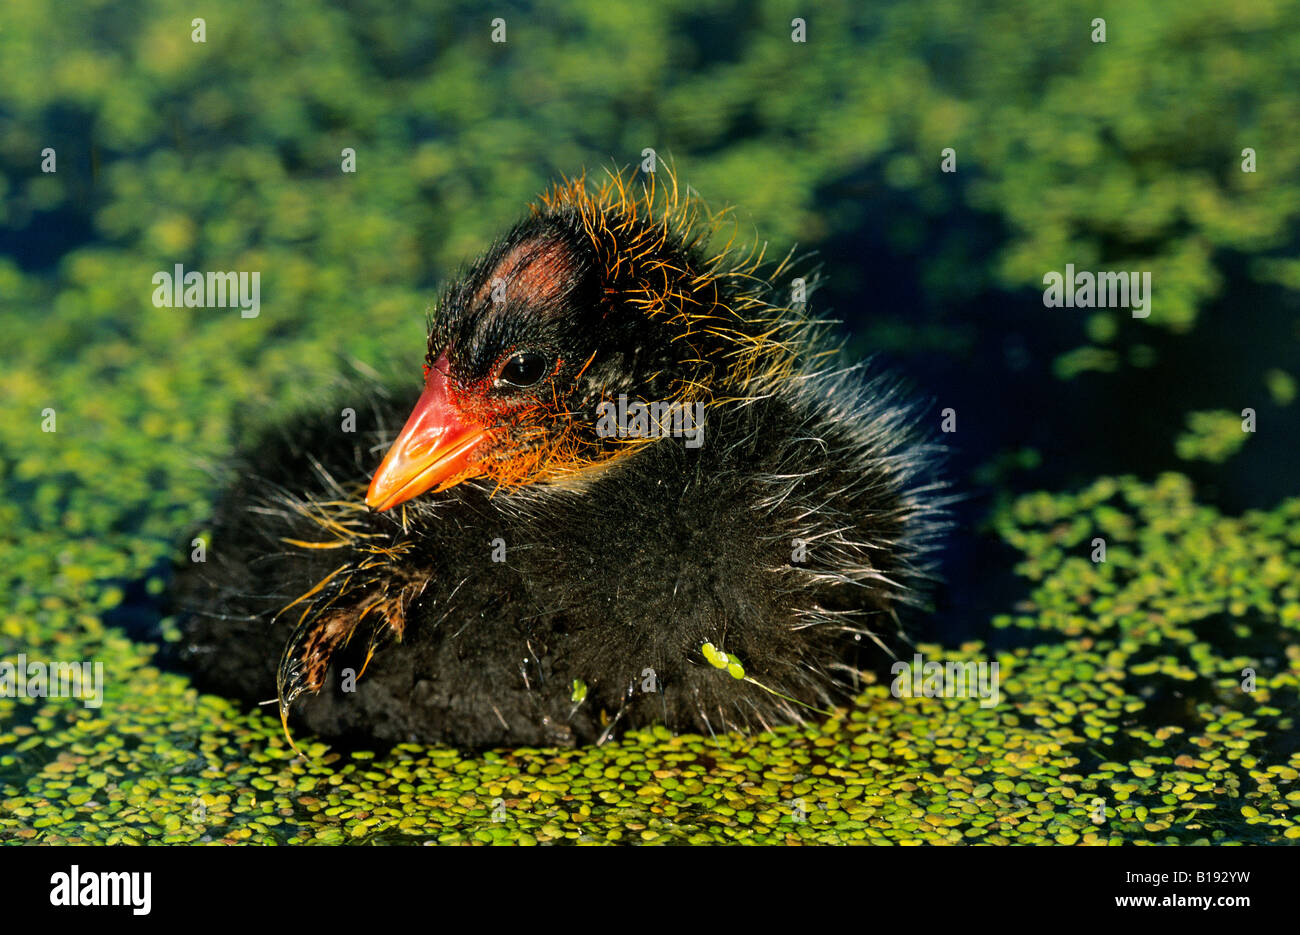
[1175,410,1253,463]
[1,471,1296,844]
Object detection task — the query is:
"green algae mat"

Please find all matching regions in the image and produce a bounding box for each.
[3,0,1300,845]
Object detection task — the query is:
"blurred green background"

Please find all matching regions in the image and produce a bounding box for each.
[1,0,1298,845]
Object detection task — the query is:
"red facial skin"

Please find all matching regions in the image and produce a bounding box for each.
[365,349,564,510]
[364,354,495,511]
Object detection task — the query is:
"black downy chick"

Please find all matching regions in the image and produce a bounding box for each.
[174,171,946,749]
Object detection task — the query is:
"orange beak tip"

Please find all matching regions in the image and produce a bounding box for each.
[365,428,490,511]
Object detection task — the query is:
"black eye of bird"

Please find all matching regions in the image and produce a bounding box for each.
[496,351,548,388]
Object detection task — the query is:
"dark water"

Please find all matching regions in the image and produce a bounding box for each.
[808,181,1299,650]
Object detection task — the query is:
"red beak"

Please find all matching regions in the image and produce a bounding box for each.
[365,355,493,511]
